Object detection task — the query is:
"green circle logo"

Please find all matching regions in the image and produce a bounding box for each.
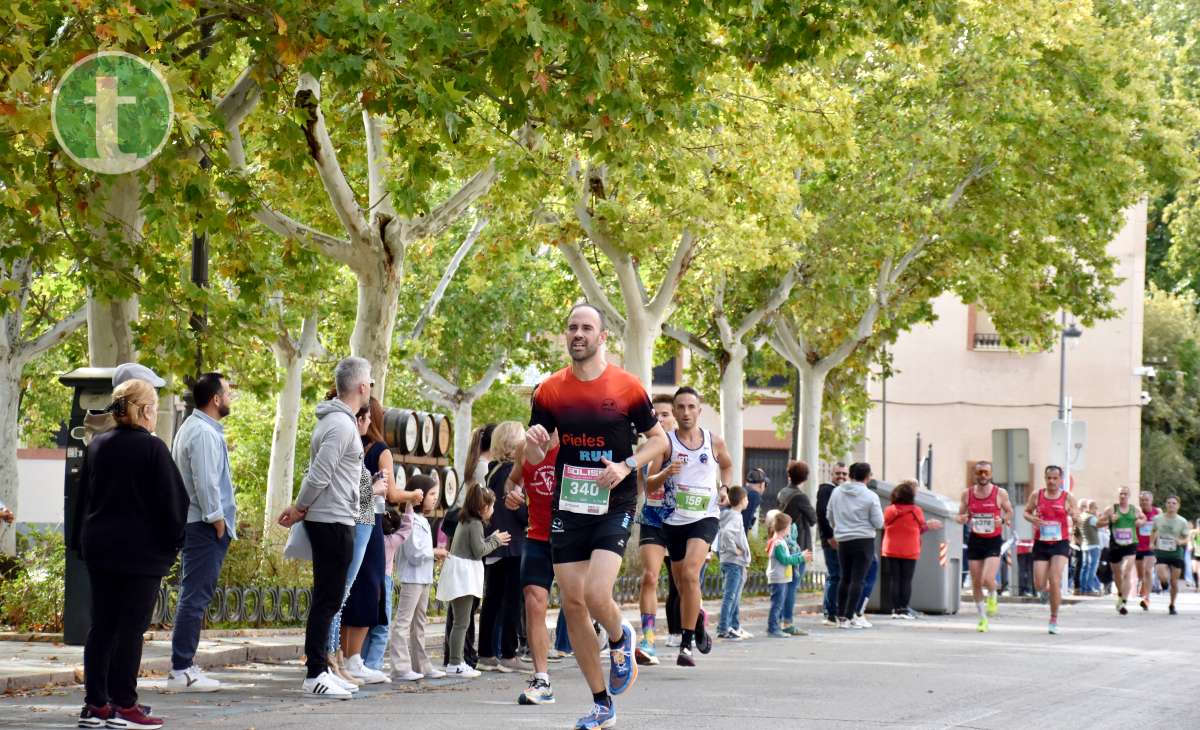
[51,51,174,175]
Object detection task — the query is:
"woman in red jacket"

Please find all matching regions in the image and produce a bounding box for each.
[882,480,942,620]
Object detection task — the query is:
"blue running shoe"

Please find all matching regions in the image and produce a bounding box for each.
[574,702,617,729]
[607,620,638,696]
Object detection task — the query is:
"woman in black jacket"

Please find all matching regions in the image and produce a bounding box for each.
[72,378,188,730]
[475,421,528,672]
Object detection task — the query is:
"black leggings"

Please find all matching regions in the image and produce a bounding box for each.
[478,556,522,660]
[665,557,682,635]
[884,557,917,611]
[84,566,161,708]
[837,538,875,619]
[304,521,354,679]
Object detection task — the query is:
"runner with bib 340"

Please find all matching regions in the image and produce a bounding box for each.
[955,461,1013,633]
[525,303,668,730]
[1024,465,1080,635]
[654,387,733,667]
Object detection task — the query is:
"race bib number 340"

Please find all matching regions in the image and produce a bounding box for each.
[560,465,610,516]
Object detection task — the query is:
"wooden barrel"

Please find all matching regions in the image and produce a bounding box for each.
[391,461,407,491]
[414,411,436,456]
[438,466,460,508]
[383,408,419,454]
[408,464,424,484]
[430,414,452,457]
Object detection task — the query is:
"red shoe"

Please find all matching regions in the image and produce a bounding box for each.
[109,704,164,729]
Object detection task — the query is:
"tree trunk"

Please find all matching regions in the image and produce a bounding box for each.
[263,339,305,546]
[350,268,402,401]
[451,399,474,492]
[86,174,143,366]
[0,363,22,555]
[719,344,747,484]
[799,362,828,501]
[620,315,659,389]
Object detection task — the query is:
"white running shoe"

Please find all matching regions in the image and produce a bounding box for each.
[665,634,682,647]
[732,627,754,639]
[393,670,424,682]
[302,672,353,699]
[446,662,481,678]
[848,617,870,629]
[424,668,446,679]
[344,654,389,684]
[325,671,360,692]
[822,617,839,627]
[166,666,220,693]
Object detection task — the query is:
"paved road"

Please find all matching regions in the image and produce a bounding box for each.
[4,591,1198,729]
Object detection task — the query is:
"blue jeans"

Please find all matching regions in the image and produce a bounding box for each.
[858,557,878,614]
[1082,546,1102,593]
[718,563,745,634]
[554,610,572,653]
[171,522,231,670]
[768,582,788,633]
[328,522,374,654]
[822,545,841,619]
[361,572,392,669]
[782,562,805,625]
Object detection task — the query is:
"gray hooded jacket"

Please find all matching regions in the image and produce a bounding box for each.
[295,399,361,525]
[826,480,884,542]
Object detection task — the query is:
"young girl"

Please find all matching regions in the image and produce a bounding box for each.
[766,512,810,638]
[437,484,510,678]
[390,475,448,682]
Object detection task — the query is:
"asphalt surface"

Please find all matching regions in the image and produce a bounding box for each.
[4,591,1198,729]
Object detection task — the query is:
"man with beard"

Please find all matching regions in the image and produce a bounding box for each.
[955,460,1013,633]
[169,373,238,692]
[1135,490,1161,611]
[525,303,668,730]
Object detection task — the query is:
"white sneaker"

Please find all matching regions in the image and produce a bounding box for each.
[446,662,481,679]
[425,668,446,679]
[327,672,360,692]
[344,654,389,684]
[393,670,423,682]
[822,617,838,627]
[732,627,754,639]
[302,671,353,699]
[665,634,682,647]
[836,618,850,629]
[167,666,220,693]
[849,617,870,629]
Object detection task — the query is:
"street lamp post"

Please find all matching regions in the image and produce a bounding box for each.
[1058,312,1083,492]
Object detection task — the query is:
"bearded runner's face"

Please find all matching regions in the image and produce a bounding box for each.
[566,309,604,362]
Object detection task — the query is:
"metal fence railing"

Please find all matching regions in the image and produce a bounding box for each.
[152,569,828,628]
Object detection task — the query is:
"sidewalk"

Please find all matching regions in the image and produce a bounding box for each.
[1,595,821,693]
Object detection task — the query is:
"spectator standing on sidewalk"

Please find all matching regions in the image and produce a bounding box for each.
[716,486,752,639]
[816,463,848,626]
[74,377,188,730]
[882,480,942,619]
[1079,500,1103,595]
[826,462,884,629]
[278,357,374,699]
[168,373,238,693]
[776,461,816,636]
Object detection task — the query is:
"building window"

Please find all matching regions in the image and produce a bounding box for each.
[652,356,678,386]
[970,306,1031,351]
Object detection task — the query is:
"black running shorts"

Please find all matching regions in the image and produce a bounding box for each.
[551,510,633,564]
[663,517,720,562]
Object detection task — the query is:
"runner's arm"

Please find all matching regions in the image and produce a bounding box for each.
[711,432,735,489]
[1096,507,1112,527]
[1023,490,1042,526]
[999,489,1015,528]
[956,490,970,525]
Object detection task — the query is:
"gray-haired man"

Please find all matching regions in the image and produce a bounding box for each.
[278,357,372,699]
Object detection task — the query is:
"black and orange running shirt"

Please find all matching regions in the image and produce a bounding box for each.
[529,364,657,517]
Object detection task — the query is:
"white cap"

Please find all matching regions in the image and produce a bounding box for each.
[112,362,166,388]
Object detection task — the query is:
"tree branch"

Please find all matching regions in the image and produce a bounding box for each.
[646,228,699,320]
[403,162,497,243]
[663,323,716,362]
[409,217,488,341]
[409,355,461,399]
[15,305,87,367]
[464,356,506,401]
[733,267,800,341]
[363,111,396,220]
[294,73,370,244]
[557,240,626,331]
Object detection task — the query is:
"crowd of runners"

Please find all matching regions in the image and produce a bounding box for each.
[69,304,1200,730]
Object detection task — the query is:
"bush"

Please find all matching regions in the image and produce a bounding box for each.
[0,529,66,632]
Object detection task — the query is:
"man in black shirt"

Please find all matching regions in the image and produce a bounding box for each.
[816,462,849,625]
